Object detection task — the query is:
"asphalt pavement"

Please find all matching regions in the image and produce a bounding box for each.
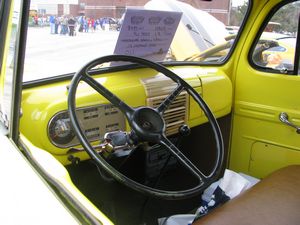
[24,26,119,82]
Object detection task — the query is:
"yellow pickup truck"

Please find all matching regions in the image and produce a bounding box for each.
[0,0,299,225]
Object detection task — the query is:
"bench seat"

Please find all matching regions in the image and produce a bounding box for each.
[193,165,300,225]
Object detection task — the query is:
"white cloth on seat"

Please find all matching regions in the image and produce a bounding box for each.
[158,214,195,225]
[158,169,260,225]
[219,169,257,199]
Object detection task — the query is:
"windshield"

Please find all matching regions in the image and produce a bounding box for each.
[23,0,250,82]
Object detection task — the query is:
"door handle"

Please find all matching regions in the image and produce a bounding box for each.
[279,112,300,134]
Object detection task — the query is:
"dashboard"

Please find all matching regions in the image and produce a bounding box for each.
[48,104,125,148]
[20,65,232,165]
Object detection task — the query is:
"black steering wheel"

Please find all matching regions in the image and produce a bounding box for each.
[68,55,224,200]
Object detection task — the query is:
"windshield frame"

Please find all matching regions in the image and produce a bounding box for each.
[22,0,252,87]
[9,0,29,141]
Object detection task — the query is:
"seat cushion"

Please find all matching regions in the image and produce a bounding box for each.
[193,165,300,225]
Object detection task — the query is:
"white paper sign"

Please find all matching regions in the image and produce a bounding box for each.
[113,9,182,62]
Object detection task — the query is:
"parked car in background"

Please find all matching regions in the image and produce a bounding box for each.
[100,17,120,31]
[259,36,296,70]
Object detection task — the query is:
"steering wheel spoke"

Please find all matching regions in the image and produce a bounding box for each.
[82,74,134,117]
[160,135,207,182]
[157,84,184,114]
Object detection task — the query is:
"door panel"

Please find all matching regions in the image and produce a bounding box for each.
[229,1,300,178]
[230,71,300,179]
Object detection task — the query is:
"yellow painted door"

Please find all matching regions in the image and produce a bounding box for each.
[229,0,300,178]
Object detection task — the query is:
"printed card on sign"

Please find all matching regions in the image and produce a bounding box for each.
[113,9,182,62]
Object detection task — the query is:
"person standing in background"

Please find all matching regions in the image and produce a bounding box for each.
[34,15,38,26]
[68,16,76,36]
[60,16,68,35]
[49,15,55,34]
[54,16,60,34]
[83,17,89,32]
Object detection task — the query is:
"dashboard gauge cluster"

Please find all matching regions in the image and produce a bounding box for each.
[48,104,126,148]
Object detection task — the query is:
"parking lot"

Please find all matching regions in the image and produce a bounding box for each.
[24,26,119,81]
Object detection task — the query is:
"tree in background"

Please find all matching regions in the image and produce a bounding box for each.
[229,1,248,26]
[271,2,300,34]
[229,1,299,35]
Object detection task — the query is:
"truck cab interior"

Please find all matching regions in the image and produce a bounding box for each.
[0,0,300,224]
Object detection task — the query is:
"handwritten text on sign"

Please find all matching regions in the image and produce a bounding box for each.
[114,9,182,62]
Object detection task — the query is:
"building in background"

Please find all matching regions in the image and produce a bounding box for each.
[181,0,231,24]
[30,0,231,25]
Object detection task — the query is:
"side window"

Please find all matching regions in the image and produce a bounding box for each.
[252,1,299,74]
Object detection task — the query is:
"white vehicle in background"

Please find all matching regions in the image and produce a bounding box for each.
[225,25,239,35]
[145,0,228,60]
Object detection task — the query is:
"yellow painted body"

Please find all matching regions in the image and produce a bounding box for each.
[20,66,232,165]
[228,0,300,178]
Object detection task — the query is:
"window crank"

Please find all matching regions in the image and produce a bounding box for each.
[279,112,300,134]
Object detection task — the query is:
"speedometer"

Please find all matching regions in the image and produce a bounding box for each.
[48,111,75,147]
